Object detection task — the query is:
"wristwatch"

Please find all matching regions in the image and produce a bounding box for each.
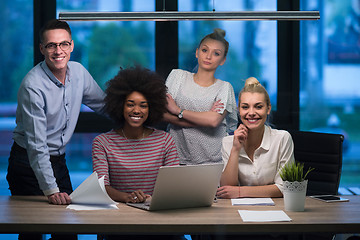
[178,109,184,119]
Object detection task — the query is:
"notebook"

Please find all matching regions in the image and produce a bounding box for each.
[126,163,223,211]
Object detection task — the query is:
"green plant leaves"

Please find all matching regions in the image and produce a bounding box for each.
[279,161,314,182]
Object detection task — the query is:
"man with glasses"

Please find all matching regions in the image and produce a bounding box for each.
[6,19,105,240]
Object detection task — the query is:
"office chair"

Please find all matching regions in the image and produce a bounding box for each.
[289,130,344,196]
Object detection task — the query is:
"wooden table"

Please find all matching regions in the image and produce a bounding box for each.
[0,195,359,235]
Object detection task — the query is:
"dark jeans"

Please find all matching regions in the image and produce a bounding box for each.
[6,142,77,240]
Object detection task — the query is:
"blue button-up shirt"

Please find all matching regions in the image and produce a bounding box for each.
[13,61,105,195]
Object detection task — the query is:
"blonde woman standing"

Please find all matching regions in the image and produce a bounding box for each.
[164,28,238,165]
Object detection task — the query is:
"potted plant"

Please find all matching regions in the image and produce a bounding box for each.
[280,161,314,212]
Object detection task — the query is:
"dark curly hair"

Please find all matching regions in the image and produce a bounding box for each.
[104,66,167,127]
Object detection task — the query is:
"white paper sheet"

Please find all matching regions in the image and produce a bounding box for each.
[231,198,275,206]
[238,210,292,222]
[66,203,118,210]
[66,172,118,210]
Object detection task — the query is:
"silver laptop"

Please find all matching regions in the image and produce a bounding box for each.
[126,163,223,211]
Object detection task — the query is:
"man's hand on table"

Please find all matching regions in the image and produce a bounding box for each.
[47,192,71,205]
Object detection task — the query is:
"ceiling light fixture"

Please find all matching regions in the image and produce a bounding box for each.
[58,11,320,22]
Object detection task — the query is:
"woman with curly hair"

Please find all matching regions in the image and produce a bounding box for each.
[92,66,180,205]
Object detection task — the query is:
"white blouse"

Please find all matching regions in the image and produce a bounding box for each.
[221,126,295,192]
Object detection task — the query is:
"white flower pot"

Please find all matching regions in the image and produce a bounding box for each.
[283,180,308,212]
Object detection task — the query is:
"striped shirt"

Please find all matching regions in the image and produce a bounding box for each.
[92,129,179,195]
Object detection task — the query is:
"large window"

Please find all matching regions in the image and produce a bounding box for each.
[178,0,277,105]
[300,0,360,189]
[0,0,33,195]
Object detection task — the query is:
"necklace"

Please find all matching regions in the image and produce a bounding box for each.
[121,128,145,150]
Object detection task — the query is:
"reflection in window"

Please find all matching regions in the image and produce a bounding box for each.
[300,0,360,189]
[178,0,277,107]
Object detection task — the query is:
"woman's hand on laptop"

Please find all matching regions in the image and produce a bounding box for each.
[105,185,150,203]
[216,185,241,199]
[128,190,148,203]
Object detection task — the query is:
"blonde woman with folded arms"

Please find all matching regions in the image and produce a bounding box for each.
[164,28,238,165]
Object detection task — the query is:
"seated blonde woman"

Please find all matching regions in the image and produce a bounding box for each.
[217,77,295,199]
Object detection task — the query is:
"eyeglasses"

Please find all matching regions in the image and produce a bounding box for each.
[43,41,72,52]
